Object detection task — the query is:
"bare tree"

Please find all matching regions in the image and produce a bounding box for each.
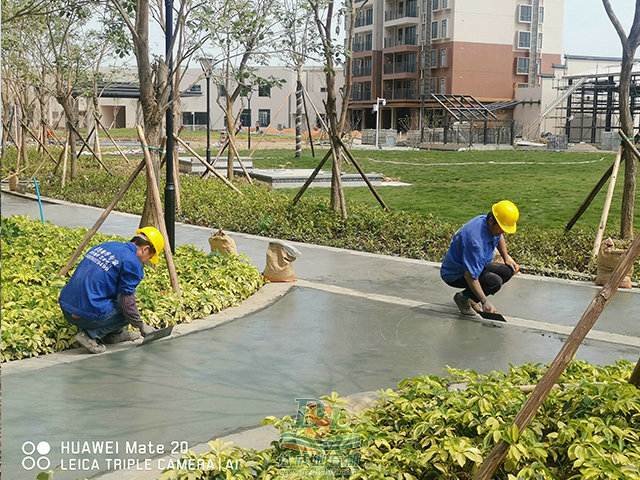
[603,0,640,238]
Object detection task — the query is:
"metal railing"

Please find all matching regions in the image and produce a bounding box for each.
[383,62,417,75]
[384,6,418,21]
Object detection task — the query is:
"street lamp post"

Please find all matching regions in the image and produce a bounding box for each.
[199,57,215,165]
[373,97,386,149]
[247,94,251,150]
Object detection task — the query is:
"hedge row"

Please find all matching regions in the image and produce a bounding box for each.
[34,171,639,282]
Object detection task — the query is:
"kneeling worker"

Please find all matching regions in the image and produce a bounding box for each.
[59,227,163,353]
[440,201,520,316]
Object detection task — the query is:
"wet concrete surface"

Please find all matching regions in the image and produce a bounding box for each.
[2,191,639,479]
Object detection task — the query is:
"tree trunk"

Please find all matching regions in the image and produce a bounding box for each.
[619,46,637,238]
[225,105,236,181]
[630,357,640,387]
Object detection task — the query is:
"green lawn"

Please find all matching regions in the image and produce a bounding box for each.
[251,148,639,233]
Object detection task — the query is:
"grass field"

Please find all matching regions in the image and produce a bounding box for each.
[249,148,639,234]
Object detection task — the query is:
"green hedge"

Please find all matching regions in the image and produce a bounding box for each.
[155,360,639,480]
[33,171,639,282]
[0,216,264,362]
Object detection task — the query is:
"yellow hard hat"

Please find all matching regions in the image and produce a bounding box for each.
[136,226,165,264]
[492,201,519,234]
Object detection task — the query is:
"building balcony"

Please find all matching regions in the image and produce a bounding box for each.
[384,6,418,22]
[383,36,418,49]
[350,91,373,102]
[383,62,418,75]
[353,41,373,53]
[353,66,373,77]
[382,88,418,100]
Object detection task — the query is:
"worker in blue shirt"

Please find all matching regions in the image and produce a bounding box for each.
[440,201,520,316]
[59,227,164,354]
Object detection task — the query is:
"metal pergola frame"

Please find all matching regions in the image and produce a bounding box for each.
[430,93,499,121]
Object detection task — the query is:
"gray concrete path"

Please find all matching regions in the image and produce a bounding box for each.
[2,191,639,480]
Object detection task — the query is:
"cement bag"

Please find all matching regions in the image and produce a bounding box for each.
[263,240,301,282]
[208,229,237,255]
[8,171,18,191]
[596,238,634,288]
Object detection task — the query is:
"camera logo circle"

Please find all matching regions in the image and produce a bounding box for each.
[22,441,51,471]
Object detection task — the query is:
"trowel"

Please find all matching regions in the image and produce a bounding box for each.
[139,325,174,345]
[478,311,507,322]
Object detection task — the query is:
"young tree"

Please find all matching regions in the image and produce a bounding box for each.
[198,0,280,180]
[106,0,209,226]
[308,0,357,217]
[277,0,318,158]
[603,0,640,238]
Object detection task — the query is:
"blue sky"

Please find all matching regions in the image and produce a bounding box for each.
[563,0,634,57]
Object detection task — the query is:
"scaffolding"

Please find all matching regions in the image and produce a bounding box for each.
[551,71,640,144]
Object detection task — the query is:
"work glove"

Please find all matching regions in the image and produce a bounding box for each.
[481,299,498,314]
[140,323,156,337]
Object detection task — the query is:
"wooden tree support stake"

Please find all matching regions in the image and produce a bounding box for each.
[173,135,243,195]
[292,149,332,205]
[592,144,623,258]
[227,135,253,184]
[68,123,113,176]
[337,137,390,212]
[473,229,640,479]
[19,120,59,168]
[249,85,295,158]
[137,126,181,296]
[94,113,131,165]
[58,159,146,277]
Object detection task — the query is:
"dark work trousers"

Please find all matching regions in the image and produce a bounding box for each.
[445,262,515,302]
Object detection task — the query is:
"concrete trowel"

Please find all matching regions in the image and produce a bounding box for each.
[478,311,506,322]
[139,325,174,345]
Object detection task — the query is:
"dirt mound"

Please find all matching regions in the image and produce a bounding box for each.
[280,128,296,135]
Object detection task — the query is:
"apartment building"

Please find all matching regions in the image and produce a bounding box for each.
[349,0,564,132]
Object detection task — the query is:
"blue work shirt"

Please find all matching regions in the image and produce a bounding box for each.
[440,215,501,282]
[59,241,144,320]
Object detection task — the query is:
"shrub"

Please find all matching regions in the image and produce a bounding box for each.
[1,216,264,362]
[156,360,639,480]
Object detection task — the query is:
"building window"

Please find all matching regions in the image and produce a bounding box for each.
[258,85,271,97]
[258,109,270,127]
[538,32,543,49]
[430,78,437,93]
[517,57,529,74]
[433,0,439,9]
[518,31,531,49]
[431,21,438,39]
[440,48,447,67]
[439,77,446,94]
[519,5,532,22]
[442,0,448,8]
[240,109,251,127]
[366,8,373,24]
[406,26,416,44]
[431,49,437,68]
[218,84,227,97]
[182,112,208,125]
[539,6,544,22]
[441,19,448,38]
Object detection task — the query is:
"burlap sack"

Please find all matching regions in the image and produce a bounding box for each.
[596,238,633,288]
[8,172,18,191]
[208,229,237,255]
[263,240,301,282]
